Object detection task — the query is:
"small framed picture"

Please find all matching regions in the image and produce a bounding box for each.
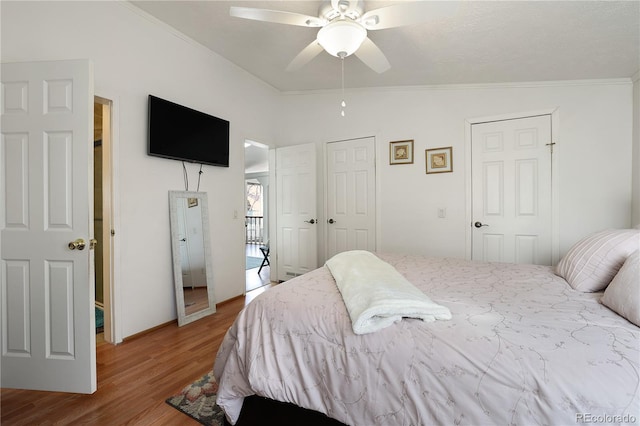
[389,140,414,165]
[425,147,453,174]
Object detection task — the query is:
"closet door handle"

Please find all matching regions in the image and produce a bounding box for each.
[474,221,489,228]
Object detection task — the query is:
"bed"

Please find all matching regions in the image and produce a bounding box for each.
[214,234,639,425]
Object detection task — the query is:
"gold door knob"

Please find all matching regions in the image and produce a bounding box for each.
[68,238,86,250]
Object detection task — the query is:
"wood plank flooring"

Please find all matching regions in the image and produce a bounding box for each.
[0,293,253,425]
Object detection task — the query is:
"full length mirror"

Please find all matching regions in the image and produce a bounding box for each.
[169,191,216,326]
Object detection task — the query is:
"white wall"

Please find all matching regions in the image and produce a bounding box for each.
[279,80,634,261]
[1,1,280,338]
[632,71,640,226]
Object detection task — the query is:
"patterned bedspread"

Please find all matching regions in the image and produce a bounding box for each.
[213,254,640,425]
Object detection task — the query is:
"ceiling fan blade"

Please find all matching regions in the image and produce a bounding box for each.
[354,37,390,73]
[286,40,325,72]
[360,2,458,30]
[230,7,325,27]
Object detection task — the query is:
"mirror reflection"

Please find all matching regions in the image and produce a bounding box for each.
[176,196,208,314]
[169,191,216,326]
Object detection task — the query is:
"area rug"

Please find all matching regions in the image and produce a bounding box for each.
[165,370,225,426]
[245,256,263,270]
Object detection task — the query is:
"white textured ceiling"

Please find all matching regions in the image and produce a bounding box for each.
[130,1,640,92]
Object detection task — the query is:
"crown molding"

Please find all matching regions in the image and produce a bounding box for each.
[282,78,633,97]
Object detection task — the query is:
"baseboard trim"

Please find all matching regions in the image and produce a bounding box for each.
[122,295,245,343]
[123,319,177,342]
[216,294,244,307]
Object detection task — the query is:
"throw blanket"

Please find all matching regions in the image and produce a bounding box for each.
[325,250,451,334]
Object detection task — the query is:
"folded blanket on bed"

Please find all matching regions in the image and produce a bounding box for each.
[326,250,451,334]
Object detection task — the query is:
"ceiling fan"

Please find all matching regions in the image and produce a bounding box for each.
[230,0,455,74]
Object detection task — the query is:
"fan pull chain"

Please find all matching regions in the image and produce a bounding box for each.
[341,56,346,117]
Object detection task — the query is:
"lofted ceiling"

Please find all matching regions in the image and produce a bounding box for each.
[130,1,640,92]
[245,141,269,173]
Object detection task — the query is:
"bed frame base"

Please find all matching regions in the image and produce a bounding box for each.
[225,395,347,426]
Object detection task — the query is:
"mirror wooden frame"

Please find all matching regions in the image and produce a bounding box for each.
[169,190,216,326]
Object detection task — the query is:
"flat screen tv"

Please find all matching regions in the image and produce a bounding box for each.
[148,95,229,167]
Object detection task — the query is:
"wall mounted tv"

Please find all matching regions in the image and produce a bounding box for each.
[148,95,229,167]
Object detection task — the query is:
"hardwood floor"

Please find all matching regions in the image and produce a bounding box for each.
[0,293,252,425]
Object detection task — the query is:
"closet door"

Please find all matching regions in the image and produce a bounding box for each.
[275,143,317,281]
[326,137,376,259]
[471,115,553,265]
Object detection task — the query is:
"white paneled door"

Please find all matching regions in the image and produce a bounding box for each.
[471,115,553,265]
[326,137,376,259]
[1,60,96,393]
[275,143,317,281]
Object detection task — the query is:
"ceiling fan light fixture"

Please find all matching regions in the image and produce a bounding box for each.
[317,20,366,58]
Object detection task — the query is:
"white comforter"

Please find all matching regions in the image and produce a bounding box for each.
[214,254,640,425]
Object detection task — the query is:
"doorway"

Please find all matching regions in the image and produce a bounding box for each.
[244,140,270,292]
[94,97,114,343]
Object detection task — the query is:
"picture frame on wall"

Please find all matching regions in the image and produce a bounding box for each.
[425,147,453,174]
[389,140,414,165]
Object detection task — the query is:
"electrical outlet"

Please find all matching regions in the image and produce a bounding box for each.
[438,208,446,218]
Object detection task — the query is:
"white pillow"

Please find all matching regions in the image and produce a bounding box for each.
[555,229,640,292]
[601,250,640,326]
